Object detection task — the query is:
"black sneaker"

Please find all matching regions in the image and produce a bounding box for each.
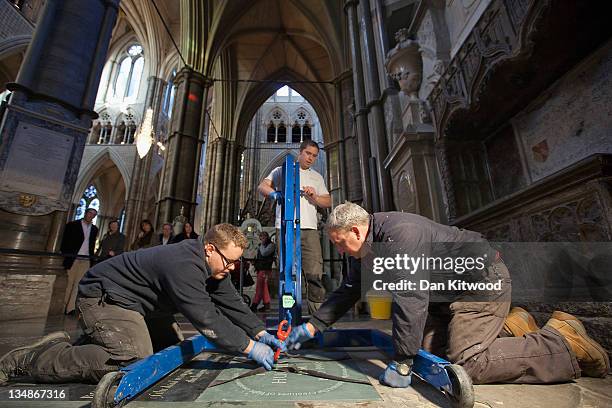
[0,331,70,384]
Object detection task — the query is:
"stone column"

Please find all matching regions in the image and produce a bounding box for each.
[359,0,394,211]
[334,81,349,202]
[0,0,119,320]
[157,68,211,226]
[124,76,165,244]
[344,0,374,211]
[385,29,447,223]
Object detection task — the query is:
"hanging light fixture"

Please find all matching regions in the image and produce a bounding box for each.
[135,108,154,158]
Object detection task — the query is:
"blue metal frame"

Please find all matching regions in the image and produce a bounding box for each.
[309,329,452,392]
[113,334,219,404]
[278,156,302,325]
[111,330,455,405]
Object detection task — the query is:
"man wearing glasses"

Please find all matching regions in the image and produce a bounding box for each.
[0,224,283,385]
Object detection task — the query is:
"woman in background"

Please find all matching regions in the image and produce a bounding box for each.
[251,231,275,312]
[172,222,199,243]
[131,219,155,250]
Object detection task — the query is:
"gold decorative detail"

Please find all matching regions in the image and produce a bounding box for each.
[18,194,37,208]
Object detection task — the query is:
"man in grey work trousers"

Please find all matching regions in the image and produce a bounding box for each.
[0,224,284,385]
[286,202,609,387]
[258,139,331,314]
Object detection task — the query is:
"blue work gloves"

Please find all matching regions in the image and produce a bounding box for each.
[379,362,412,388]
[269,191,283,203]
[285,323,315,350]
[247,342,275,370]
[258,332,287,352]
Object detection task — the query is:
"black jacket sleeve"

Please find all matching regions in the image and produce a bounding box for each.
[385,224,431,359]
[88,225,99,267]
[207,276,266,338]
[60,222,82,269]
[162,269,252,353]
[309,257,362,333]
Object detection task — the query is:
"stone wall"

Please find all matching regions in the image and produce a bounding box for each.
[512,39,612,183]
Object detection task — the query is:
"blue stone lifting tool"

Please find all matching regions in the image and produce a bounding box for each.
[277,155,303,327]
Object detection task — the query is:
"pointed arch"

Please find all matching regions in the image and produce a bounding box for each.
[234,67,334,148]
[73,147,130,204]
[257,150,298,184]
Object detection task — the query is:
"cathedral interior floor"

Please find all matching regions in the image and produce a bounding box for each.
[0,314,610,408]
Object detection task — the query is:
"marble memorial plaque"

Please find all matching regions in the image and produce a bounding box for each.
[1,122,73,200]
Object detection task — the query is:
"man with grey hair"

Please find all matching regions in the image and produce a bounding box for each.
[286,202,609,387]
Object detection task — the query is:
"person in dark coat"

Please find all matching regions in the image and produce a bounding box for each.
[0,224,284,385]
[157,222,174,245]
[286,202,609,387]
[131,219,155,250]
[172,222,199,243]
[96,219,125,262]
[60,208,99,314]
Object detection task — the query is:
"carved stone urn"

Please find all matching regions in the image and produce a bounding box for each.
[385,28,423,99]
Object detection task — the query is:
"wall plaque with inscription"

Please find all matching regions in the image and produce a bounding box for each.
[0,122,73,200]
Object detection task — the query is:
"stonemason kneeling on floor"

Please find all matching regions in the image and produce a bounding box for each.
[285,202,610,387]
[0,223,283,384]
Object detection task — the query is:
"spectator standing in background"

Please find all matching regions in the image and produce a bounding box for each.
[131,219,155,250]
[157,223,174,246]
[251,232,275,312]
[60,208,99,315]
[96,219,125,262]
[172,222,199,243]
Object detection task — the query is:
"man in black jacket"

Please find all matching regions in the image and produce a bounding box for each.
[286,202,609,387]
[60,208,99,314]
[0,224,283,385]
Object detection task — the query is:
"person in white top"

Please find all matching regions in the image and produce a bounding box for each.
[258,140,331,313]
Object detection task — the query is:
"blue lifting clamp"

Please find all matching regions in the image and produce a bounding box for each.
[277,156,303,327]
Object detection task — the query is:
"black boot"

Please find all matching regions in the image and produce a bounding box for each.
[0,331,70,384]
[250,303,259,313]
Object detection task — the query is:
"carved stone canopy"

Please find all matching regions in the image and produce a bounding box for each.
[385,28,423,99]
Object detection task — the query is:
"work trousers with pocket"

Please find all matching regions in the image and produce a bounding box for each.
[30,296,183,383]
[276,228,326,314]
[422,261,580,384]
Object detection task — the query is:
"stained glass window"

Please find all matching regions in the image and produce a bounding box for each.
[74,185,100,225]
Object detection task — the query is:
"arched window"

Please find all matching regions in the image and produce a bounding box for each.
[162,68,177,117]
[292,123,301,143]
[113,44,144,100]
[74,185,100,225]
[267,123,276,142]
[277,123,286,143]
[303,124,312,141]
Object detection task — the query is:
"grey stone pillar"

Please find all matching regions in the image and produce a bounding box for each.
[344,0,374,211]
[0,0,119,320]
[359,0,394,211]
[124,76,165,245]
[201,136,242,228]
[157,68,211,226]
[334,81,349,202]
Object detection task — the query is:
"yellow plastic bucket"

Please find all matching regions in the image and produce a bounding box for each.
[366,292,392,320]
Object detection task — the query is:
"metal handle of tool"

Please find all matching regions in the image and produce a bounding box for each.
[274,319,292,362]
